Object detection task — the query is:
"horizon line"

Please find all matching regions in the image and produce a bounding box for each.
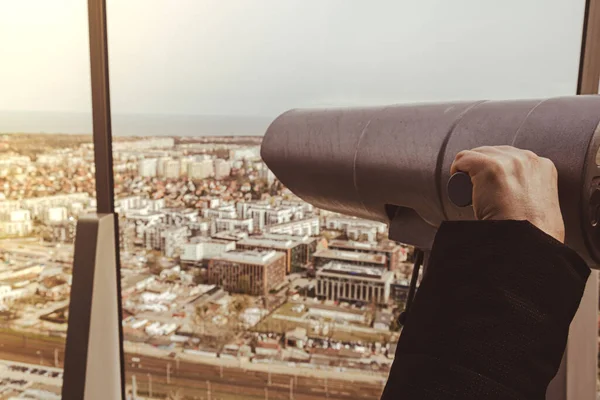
[0,109,274,119]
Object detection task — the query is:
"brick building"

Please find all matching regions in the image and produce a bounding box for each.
[208,250,286,296]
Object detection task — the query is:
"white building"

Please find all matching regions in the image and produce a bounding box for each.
[229,147,260,161]
[266,207,295,226]
[125,211,165,239]
[143,224,162,250]
[36,153,64,166]
[215,218,254,233]
[259,165,276,185]
[0,284,27,305]
[188,220,212,237]
[188,159,214,180]
[0,155,31,169]
[179,156,194,177]
[316,262,393,305]
[8,209,30,222]
[163,160,181,179]
[113,138,174,151]
[265,216,319,236]
[214,158,231,179]
[0,209,33,237]
[20,194,91,219]
[157,157,171,176]
[45,207,68,224]
[163,208,199,227]
[324,215,387,235]
[138,158,158,178]
[202,205,237,219]
[181,238,235,262]
[347,224,379,242]
[0,201,22,215]
[146,199,165,211]
[116,196,143,212]
[161,226,190,257]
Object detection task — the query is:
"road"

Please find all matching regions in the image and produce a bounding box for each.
[0,331,386,400]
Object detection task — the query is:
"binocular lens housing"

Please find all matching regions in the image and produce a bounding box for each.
[261,96,600,267]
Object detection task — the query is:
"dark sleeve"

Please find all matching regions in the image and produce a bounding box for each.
[381,220,590,400]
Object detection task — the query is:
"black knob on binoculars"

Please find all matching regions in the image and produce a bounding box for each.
[448,172,473,207]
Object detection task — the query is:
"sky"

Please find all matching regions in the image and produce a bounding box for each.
[0,0,587,119]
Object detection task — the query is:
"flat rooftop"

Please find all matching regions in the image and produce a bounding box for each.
[326,215,386,226]
[238,237,295,250]
[190,236,232,245]
[266,216,318,228]
[328,239,400,252]
[313,249,386,265]
[162,207,198,214]
[125,211,165,218]
[260,233,315,244]
[211,230,249,241]
[212,250,283,265]
[317,261,390,280]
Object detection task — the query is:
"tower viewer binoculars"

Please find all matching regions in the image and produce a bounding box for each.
[261,96,600,267]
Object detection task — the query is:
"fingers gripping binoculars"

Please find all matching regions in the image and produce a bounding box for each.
[261,96,600,267]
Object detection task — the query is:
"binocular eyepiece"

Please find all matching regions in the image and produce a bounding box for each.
[261,96,600,267]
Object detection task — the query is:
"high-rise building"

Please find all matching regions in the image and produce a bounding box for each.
[261,233,318,271]
[181,237,235,263]
[237,235,317,273]
[259,164,276,185]
[265,216,320,236]
[316,262,393,305]
[20,193,91,219]
[163,208,198,227]
[160,226,190,258]
[179,156,195,178]
[229,147,261,161]
[214,218,254,233]
[138,158,158,178]
[208,250,286,296]
[248,206,270,231]
[157,157,171,176]
[163,160,181,179]
[188,159,215,180]
[214,158,231,179]
[113,138,174,151]
[0,209,33,237]
[202,205,237,219]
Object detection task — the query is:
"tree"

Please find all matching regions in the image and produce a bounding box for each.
[165,389,184,400]
[226,295,251,335]
[365,297,378,327]
[195,304,209,335]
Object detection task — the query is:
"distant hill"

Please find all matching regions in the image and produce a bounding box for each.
[0,110,273,137]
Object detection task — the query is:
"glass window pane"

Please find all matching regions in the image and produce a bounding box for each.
[0,1,92,396]
[107,1,585,399]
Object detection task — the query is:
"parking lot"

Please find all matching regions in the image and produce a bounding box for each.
[8,363,62,379]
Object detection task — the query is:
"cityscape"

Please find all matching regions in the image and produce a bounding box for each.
[0,133,414,400]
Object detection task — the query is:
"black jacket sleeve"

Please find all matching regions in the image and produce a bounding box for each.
[381,220,590,400]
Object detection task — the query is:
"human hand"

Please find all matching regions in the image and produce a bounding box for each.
[450,145,565,243]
